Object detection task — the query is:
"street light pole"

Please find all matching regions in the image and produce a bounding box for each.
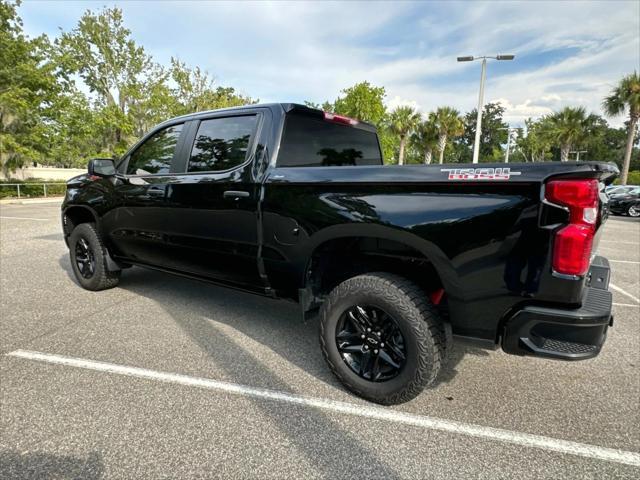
[457,54,515,164]
[472,58,486,164]
[499,126,517,163]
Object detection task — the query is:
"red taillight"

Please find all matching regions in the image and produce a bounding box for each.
[545,179,599,276]
[323,112,359,126]
[552,224,594,276]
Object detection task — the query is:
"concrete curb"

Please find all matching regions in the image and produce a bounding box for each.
[0,197,64,205]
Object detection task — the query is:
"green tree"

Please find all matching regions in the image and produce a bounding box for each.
[388,106,420,165]
[333,81,387,125]
[303,100,334,111]
[170,58,255,116]
[411,116,439,164]
[514,118,552,162]
[0,0,59,175]
[461,103,508,163]
[431,107,464,164]
[603,72,640,184]
[128,74,176,138]
[578,114,635,165]
[56,6,158,153]
[542,107,597,162]
[45,89,103,167]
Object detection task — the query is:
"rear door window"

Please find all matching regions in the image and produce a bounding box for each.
[187,115,258,173]
[126,124,183,175]
[277,114,382,167]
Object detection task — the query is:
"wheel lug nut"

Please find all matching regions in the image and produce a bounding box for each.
[367,328,371,332]
[361,334,365,339]
[380,343,385,347]
[364,345,369,350]
[374,349,379,354]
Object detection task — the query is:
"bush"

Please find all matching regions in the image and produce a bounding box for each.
[0,179,67,199]
[625,170,640,185]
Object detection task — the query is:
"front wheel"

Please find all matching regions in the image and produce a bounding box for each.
[628,205,640,217]
[319,272,445,405]
[69,223,120,291]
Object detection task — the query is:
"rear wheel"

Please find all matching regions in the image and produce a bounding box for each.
[69,223,120,291]
[319,272,445,405]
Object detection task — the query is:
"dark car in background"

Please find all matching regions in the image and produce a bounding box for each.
[608,186,640,217]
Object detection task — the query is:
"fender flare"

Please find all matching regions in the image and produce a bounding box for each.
[62,204,100,237]
[297,223,462,297]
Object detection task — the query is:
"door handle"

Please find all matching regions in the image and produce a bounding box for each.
[223,190,250,200]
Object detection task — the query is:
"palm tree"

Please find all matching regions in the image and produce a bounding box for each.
[389,106,420,165]
[411,117,439,164]
[431,107,464,164]
[544,107,594,162]
[603,72,640,185]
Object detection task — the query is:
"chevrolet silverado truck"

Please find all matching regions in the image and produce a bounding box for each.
[61,103,619,404]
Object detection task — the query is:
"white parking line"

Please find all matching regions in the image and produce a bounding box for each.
[600,241,639,245]
[608,260,640,265]
[610,283,640,304]
[613,302,640,308]
[6,349,640,467]
[0,216,49,221]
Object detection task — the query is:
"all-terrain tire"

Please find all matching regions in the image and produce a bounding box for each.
[319,272,445,405]
[69,223,120,291]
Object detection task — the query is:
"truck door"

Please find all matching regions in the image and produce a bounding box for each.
[103,122,186,267]
[160,111,269,292]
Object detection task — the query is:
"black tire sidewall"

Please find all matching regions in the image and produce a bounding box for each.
[69,224,107,290]
[320,275,439,402]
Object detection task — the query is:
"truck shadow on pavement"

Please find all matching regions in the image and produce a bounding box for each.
[0,449,103,480]
[57,257,487,391]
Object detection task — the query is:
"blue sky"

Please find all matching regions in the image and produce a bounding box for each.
[18,0,640,127]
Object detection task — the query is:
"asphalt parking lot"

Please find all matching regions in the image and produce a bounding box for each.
[1,201,638,479]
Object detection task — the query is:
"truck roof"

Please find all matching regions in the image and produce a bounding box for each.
[158,103,377,131]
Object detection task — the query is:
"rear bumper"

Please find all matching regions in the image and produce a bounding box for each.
[502,256,612,361]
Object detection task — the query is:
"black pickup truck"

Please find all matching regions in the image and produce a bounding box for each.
[62,103,618,404]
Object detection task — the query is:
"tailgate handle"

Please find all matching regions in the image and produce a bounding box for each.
[223,190,250,200]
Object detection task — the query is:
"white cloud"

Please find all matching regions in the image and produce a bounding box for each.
[494,98,554,124]
[18,0,640,128]
[386,96,423,112]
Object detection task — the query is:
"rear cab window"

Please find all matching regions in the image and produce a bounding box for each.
[277,112,382,167]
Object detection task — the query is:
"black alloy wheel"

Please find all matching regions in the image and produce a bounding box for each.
[319,272,446,405]
[75,237,96,279]
[69,222,120,291]
[336,305,407,382]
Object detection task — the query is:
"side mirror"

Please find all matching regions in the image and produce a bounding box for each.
[88,158,116,177]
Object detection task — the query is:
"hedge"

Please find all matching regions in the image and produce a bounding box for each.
[0,179,67,199]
